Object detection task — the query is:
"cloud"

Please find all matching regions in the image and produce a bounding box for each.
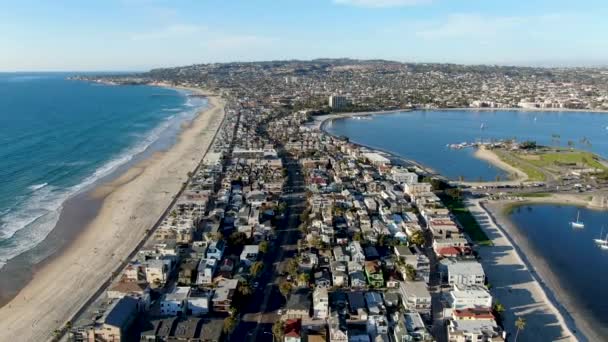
[414,13,565,40]
[129,24,205,41]
[333,0,431,7]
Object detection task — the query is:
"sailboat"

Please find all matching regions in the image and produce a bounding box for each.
[594,227,607,244]
[571,210,584,228]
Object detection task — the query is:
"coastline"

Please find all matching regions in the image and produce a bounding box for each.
[458,146,529,186]
[0,88,225,341]
[467,199,583,341]
[478,198,607,342]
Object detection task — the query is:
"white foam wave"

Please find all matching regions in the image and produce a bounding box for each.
[0,94,208,269]
[28,183,48,191]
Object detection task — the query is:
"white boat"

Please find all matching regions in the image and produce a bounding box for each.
[594,227,607,244]
[570,210,584,228]
[601,244,608,250]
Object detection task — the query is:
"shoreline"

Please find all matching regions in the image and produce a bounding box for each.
[316,115,441,177]
[0,85,205,305]
[0,87,225,341]
[479,198,607,342]
[467,198,582,341]
[458,146,530,186]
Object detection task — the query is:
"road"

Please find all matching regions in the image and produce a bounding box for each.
[230,120,306,342]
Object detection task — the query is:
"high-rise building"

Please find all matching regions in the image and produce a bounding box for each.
[329,95,348,110]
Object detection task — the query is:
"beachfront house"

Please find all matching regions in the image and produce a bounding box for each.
[448,261,486,287]
[85,296,138,342]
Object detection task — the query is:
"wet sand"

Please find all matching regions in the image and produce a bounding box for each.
[0,90,225,341]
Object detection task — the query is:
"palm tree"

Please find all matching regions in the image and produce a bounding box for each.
[514,316,526,342]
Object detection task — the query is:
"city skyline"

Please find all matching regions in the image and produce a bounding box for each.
[1,0,607,71]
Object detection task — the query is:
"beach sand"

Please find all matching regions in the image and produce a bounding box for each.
[0,91,225,341]
[457,146,529,186]
[469,197,604,342]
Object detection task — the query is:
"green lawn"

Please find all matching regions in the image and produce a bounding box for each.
[525,151,607,170]
[441,195,493,246]
[494,150,546,181]
[517,192,551,198]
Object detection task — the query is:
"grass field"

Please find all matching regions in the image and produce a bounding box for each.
[494,150,546,181]
[517,192,551,198]
[441,194,493,246]
[523,151,607,170]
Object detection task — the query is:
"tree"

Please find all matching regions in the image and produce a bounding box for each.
[259,241,269,254]
[286,258,299,277]
[279,280,293,299]
[514,316,526,342]
[250,261,264,277]
[445,188,461,200]
[409,230,425,246]
[238,283,253,297]
[223,315,237,334]
[404,264,417,281]
[297,272,310,286]
[493,301,505,317]
[272,320,285,341]
[228,232,248,248]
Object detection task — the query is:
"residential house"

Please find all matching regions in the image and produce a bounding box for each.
[240,245,260,266]
[284,319,302,342]
[399,281,431,315]
[313,287,329,320]
[364,261,384,288]
[448,261,486,287]
[160,287,190,316]
[85,296,138,342]
[285,288,311,320]
[449,285,493,310]
[212,278,238,313]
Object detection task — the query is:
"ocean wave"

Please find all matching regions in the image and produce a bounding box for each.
[0,93,208,269]
[28,183,48,191]
[163,108,182,112]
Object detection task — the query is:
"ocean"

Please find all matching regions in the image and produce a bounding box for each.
[510,204,608,338]
[0,73,206,269]
[326,110,608,181]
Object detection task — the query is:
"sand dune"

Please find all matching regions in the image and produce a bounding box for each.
[0,91,224,342]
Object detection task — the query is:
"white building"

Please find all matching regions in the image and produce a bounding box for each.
[449,285,493,310]
[399,281,431,315]
[144,259,171,285]
[448,261,486,287]
[240,245,260,266]
[160,287,190,316]
[206,240,225,260]
[196,258,217,285]
[187,295,210,316]
[448,318,502,342]
[392,170,419,184]
[313,287,329,320]
[362,152,390,166]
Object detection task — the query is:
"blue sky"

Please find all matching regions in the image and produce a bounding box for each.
[1,0,607,71]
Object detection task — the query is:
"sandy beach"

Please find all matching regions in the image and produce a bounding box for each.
[467,200,581,341]
[468,197,606,341]
[0,90,225,341]
[468,146,529,184]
